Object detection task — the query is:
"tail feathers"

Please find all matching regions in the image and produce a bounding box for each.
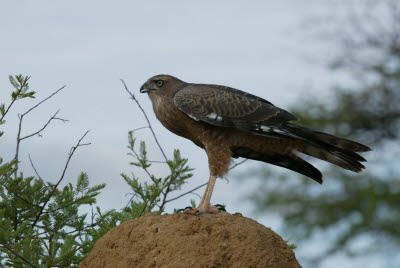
[231,123,370,183]
[232,147,323,183]
[298,146,365,173]
[280,123,369,173]
[283,123,372,152]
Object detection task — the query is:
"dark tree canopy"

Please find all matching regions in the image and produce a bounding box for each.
[251,1,400,267]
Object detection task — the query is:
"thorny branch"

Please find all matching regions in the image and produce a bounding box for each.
[31,131,91,229]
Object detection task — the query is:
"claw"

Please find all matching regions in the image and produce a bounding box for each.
[214,204,226,212]
[176,205,225,214]
[176,206,193,213]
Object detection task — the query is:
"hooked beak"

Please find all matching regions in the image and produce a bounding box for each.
[140,83,149,93]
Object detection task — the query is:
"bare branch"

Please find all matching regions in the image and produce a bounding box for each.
[20,110,68,141]
[165,182,207,204]
[21,85,66,117]
[31,130,91,229]
[14,85,66,179]
[28,154,43,181]
[121,79,169,163]
[124,193,136,209]
[132,126,150,132]
[229,159,248,170]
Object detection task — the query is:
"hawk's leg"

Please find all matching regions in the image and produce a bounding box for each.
[198,175,219,212]
[184,175,220,214]
[184,142,231,214]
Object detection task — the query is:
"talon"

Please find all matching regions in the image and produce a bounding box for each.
[176,206,193,213]
[214,204,227,212]
[180,206,220,215]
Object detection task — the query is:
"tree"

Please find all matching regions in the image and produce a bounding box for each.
[250,1,400,266]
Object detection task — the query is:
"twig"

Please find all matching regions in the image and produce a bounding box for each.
[0,98,17,122]
[229,159,248,170]
[0,243,37,268]
[22,86,66,118]
[132,126,150,132]
[13,192,40,208]
[121,79,168,163]
[165,158,248,204]
[139,200,148,216]
[20,110,68,141]
[28,154,43,181]
[165,182,207,204]
[124,193,136,209]
[31,131,91,229]
[14,85,66,179]
[159,178,174,211]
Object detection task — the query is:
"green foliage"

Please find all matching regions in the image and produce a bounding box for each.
[0,75,36,138]
[0,75,195,267]
[8,75,35,100]
[251,2,400,265]
[121,130,193,215]
[0,172,106,267]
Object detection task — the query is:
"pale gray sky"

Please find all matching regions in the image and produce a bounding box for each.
[0,1,388,267]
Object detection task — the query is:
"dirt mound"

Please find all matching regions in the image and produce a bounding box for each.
[80,212,301,268]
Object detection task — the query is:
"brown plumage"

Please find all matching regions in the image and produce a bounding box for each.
[140,74,371,213]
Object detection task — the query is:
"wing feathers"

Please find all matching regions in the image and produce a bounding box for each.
[174,84,296,129]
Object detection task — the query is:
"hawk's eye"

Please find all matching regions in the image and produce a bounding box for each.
[156,80,163,87]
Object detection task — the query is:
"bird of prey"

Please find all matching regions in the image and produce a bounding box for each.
[140,74,371,214]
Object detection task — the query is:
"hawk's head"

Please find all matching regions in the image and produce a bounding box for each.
[140,75,184,98]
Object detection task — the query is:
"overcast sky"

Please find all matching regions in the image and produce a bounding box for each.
[0,1,389,267]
